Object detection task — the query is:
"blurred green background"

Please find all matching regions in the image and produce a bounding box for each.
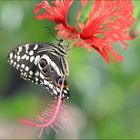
[0,0,140,139]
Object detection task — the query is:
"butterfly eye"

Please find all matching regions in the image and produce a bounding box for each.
[64,79,67,85]
[57,76,64,85]
[57,76,61,84]
[39,59,47,68]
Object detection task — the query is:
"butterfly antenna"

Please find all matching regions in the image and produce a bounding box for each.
[63,30,77,50]
[45,26,60,42]
[45,26,75,51]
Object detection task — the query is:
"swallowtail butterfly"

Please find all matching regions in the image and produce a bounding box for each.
[7,42,70,100]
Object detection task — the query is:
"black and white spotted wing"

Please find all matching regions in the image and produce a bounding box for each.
[7,43,70,100]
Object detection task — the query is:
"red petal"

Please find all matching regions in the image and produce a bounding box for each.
[93,46,110,64]
[34,0,73,27]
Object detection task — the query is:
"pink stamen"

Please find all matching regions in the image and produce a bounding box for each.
[20,79,65,137]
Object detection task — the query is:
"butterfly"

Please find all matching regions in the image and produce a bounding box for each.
[7,42,70,100]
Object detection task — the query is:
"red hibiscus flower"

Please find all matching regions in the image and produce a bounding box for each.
[35,0,135,64]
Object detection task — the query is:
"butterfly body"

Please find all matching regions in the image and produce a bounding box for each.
[8,42,70,100]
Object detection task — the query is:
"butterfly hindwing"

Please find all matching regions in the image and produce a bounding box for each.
[8,43,70,100]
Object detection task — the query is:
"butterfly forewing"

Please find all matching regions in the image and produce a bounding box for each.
[8,43,70,100]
